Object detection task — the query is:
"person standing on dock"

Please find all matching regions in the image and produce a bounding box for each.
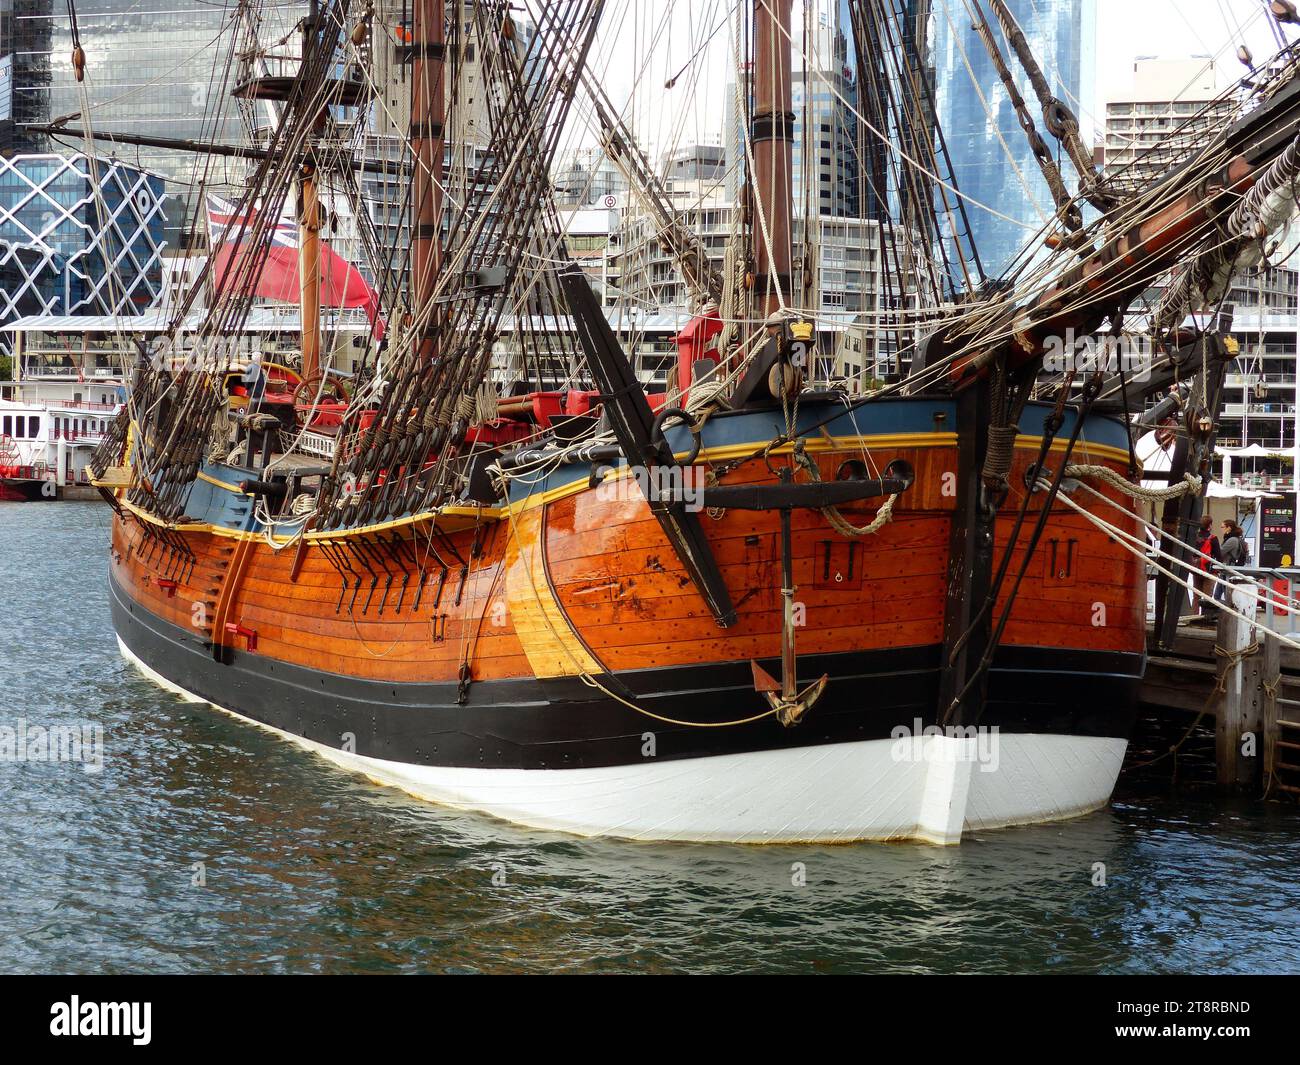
[1216,520,1250,603]
[1196,515,1223,614]
[243,352,267,413]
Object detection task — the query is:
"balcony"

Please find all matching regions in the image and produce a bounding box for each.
[21,361,127,382]
[51,428,105,444]
[1227,475,1297,492]
[1229,313,1300,332]
[1223,403,1296,417]
[1225,374,1297,388]
[56,400,119,412]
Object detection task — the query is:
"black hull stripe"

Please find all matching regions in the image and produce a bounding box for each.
[110,572,1143,771]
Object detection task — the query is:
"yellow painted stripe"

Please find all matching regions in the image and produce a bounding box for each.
[1041,437,1130,463]
[303,504,501,541]
[119,497,229,536]
[502,507,602,679]
[197,470,250,493]
[116,429,1133,542]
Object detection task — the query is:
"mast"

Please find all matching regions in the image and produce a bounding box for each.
[410,0,446,361]
[284,1,327,387]
[298,164,323,382]
[751,0,794,319]
[298,0,324,383]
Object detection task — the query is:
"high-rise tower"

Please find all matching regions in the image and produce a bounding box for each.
[930,0,1096,283]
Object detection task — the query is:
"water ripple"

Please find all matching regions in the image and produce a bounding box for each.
[1,503,1298,973]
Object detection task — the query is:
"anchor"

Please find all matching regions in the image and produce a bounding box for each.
[700,459,914,727]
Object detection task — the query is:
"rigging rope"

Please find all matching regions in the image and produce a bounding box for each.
[1064,464,1203,502]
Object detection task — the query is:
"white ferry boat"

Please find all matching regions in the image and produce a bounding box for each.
[1,309,372,499]
[0,315,131,500]
[0,398,118,500]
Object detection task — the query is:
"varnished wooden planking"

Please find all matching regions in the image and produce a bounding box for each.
[109,440,1147,690]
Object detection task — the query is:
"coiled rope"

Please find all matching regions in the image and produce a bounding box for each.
[793,442,897,537]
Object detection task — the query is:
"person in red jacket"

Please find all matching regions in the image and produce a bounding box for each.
[1194,514,1222,614]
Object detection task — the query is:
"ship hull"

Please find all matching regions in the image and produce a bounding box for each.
[111,566,1137,843]
[105,397,1147,843]
[121,624,1128,843]
[0,477,52,502]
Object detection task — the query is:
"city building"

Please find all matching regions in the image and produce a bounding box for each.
[725,1,862,221]
[1220,269,1300,461]
[0,236,59,330]
[4,1,304,240]
[554,147,628,207]
[1102,57,1234,192]
[1102,56,1299,493]
[792,9,861,220]
[359,1,541,297]
[930,0,1096,284]
[489,308,702,392]
[0,0,14,153]
[558,203,620,305]
[612,154,730,311]
[0,0,39,157]
[0,152,167,352]
[610,139,914,385]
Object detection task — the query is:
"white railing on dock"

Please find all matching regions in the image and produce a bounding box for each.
[1230,567,1300,636]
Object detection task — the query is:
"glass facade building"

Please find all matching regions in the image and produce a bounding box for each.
[4,1,301,239]
[0,153,167,346]
[930,0,1095,285]
[0,237,60,352]
[1,1,11,128]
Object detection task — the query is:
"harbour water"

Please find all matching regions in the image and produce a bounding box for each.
[3,502,1299,974]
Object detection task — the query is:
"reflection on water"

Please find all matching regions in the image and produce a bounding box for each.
[2,503,1298,974]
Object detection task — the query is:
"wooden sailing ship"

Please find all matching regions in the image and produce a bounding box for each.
[78,0,1300,841]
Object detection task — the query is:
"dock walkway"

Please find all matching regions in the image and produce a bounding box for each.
[1142,612,1300,797]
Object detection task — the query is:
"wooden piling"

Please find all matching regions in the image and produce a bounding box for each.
[1140,612,1300,800]
[1214,592,1261,791]
[1262,632,1280,797]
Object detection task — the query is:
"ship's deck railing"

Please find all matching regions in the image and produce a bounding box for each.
[51,428,105,443]
[298,430,336,460]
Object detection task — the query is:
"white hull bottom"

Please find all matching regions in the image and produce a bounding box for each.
[120,637,1126,844]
